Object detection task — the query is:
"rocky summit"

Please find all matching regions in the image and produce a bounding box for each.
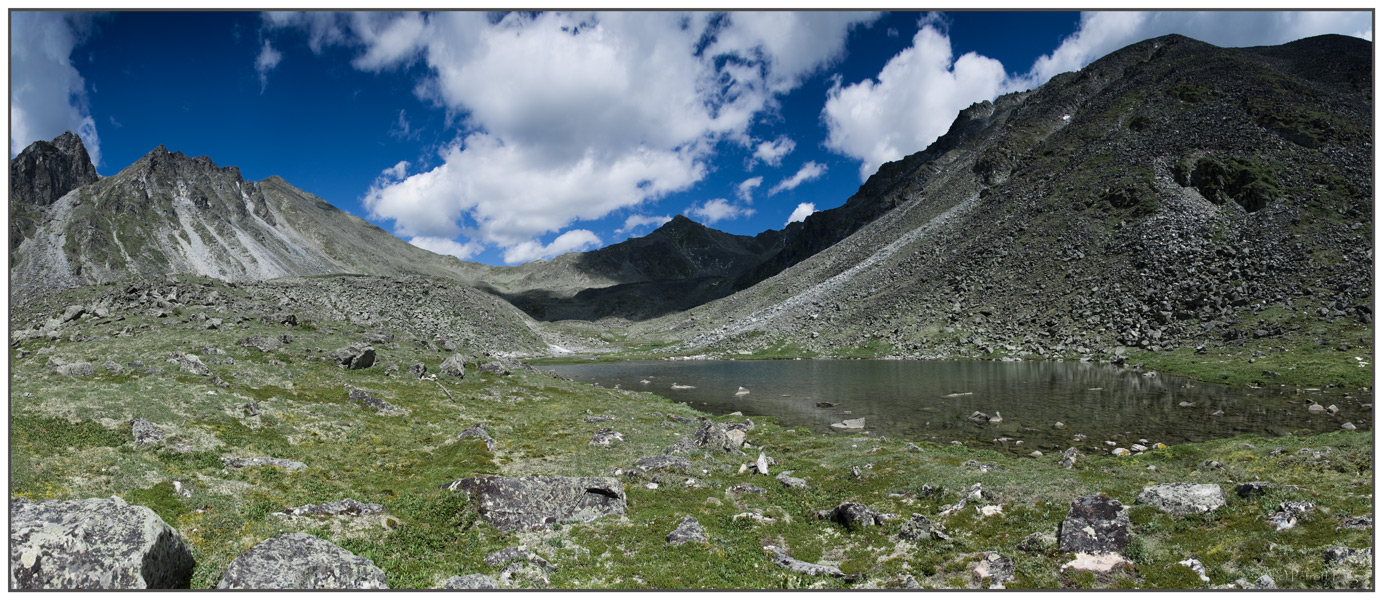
[7,33,1372,590]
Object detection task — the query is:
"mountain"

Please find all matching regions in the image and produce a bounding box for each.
[7,142,507,302]
[9,131,100,260]
[631,34,1372,359]
[10,34,1372,362]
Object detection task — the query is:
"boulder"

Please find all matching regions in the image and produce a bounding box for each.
[689,420,748,453]
[328,343,375,370]
[1060,447,1081,469]
[666,516,708,545]
[776,471,808,489]
[816,502,893,528]
[1058,495,1130,555]
[484,546,555,572]
[589,429,624,447]
[168,354,212,376]
[439,354,467,378]
[457,424,497,452]
[347,388,406,415]
[973,551,1015,589]
[48,358,95,377]
[216,533,388,589]
[10,497,195,589]
[830,418,865,430]
[238,336,282,352]
[130,418,162,446]
[1322,546,1373,566]
[897,514,951,542]
[478,361,512,376]
[1135,483,1226,515]
[441,476,626,531]
[765,546,845,578]
[441,574,499,589]
[408,363,427,379]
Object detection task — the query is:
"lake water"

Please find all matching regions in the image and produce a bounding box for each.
[545,359,1368,454]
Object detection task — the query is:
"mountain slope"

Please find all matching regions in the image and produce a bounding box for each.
[636,34,1372,361]
[9,131,100,260]
[8,143,502,302]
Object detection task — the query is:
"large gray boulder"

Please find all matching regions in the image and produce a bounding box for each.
[217,532,388,589]
[1135,483,1226,515]
[816,502,894,528]
[10,497,195,589]
[168,354,212,376]
[441,476,626,531]
[328,343,376,370]
[439,353,467,378]
[130,418,162,446]
[666,516,708,545]
[47,357,95,377]
[1058,495,1130,554]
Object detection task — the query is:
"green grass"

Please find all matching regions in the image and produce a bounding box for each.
[9,301,1373,589]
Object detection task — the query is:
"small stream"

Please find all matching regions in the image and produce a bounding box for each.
[545,359,1369,454]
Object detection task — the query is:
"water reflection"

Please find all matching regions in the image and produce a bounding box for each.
[545,360,1368,454]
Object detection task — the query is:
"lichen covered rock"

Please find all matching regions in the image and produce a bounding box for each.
[217,532,388,589]
[10,497,194,589]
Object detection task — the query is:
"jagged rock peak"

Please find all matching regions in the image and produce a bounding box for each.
[9,131,100,208]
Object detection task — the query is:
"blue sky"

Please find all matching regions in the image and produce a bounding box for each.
[10,9,1372,266]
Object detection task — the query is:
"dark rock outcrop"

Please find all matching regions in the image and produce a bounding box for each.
[329,343,375,370]
[816,502,894,528]
[216,533,388,589]
[1058,495,1130,555]
[10,497,194,589]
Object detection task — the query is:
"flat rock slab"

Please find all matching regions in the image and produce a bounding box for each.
[1058,495,1130,554]
[217,533,388,589]
[973,551,1015,588]
[1136,483,1226,515]
[10,497,195,589]
[817,502,893,528]
[1061,552,1131,574]
[223,457,307,471]
[765,546,845,578]
[635,455,690,472]
[442,476,626,531]
[347,388,407,415]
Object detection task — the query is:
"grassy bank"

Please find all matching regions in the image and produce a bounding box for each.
[9,306,1373,589]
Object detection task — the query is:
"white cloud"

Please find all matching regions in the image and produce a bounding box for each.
[273,11,875,262]
[380,160,409,180]
[503,229,602,264]
[769,161,827,196]
[736,176,763,203]
[617,214,672,235]
[408,235,483,260]
[751,136,795,167]
[822,24,1006,181]
[9,12,101,166]
[688,198,754,224]
[255,40,282,93]
[786,202,816,225]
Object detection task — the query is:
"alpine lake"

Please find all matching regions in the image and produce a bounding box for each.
[544,359,1369,455]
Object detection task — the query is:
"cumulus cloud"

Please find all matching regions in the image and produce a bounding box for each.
[688,198,754,224]
[9,12,102,166]
[408,235,483,260]
[617,214,673,236]
[255,40,282,92]
[271,11,876,262]
[751,136,795,167]
[769,161,827,196]
[736,176,763,202]
[786,202,817,225]
[503,229,602,264]
[824,11,1372,181]
[822,24,1006,181]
